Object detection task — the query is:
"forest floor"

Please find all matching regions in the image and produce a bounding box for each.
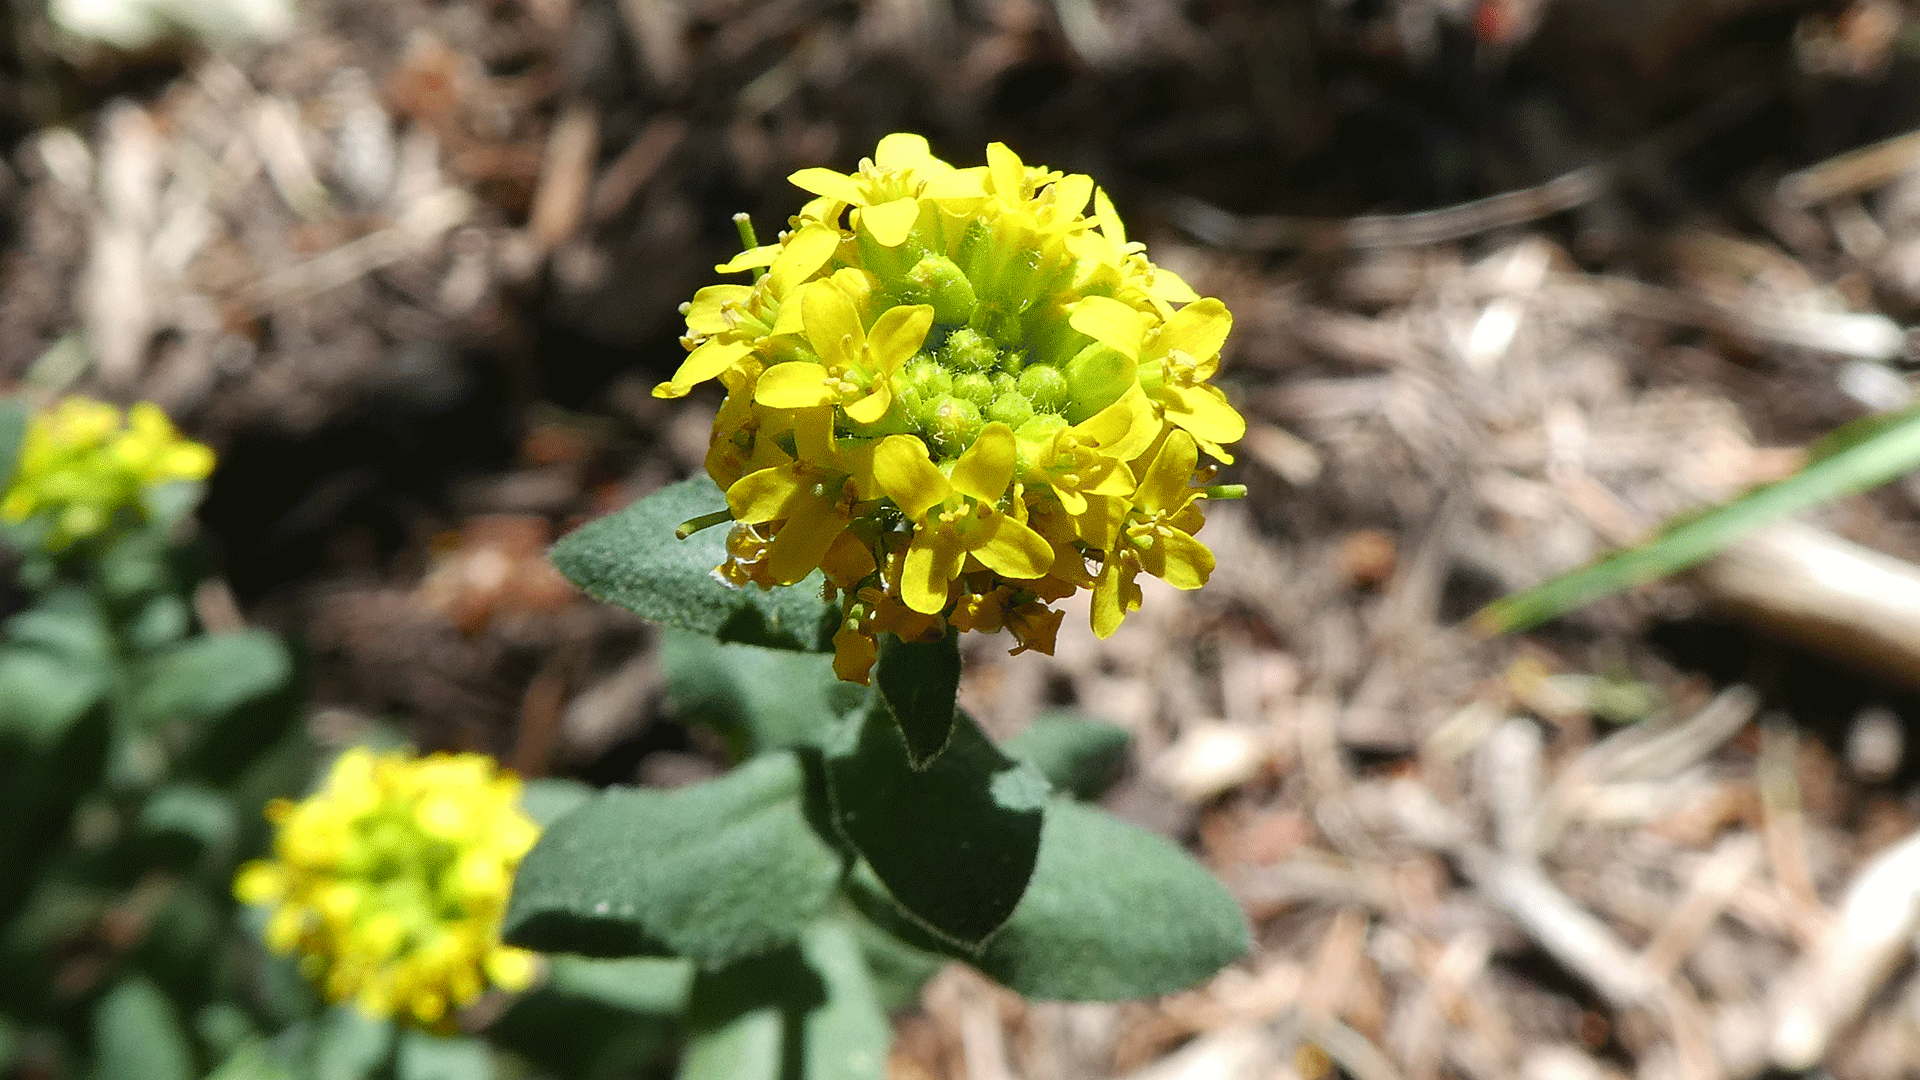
[11,0,1920,1076]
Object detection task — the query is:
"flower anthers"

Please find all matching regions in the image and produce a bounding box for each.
[657,134,1247,683]
[1,396,215,551]
[233,748,542,1027]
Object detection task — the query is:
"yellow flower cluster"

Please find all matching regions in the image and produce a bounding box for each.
[233,748,542,1027]
[1,397,215,551]
[656,135,1246,683]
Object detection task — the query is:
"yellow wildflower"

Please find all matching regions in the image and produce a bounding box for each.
[233,748,541,1028]
[2,397,214,551]
[657,136,1247,682]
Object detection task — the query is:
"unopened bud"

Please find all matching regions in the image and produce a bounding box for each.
[928,397,984,458]
[908,254,979,324]
[987,390,1035,427]
[1017,364,1070,413]
[1063,343,1136,422]
[941,327,1001,373]
[952,372,996,407]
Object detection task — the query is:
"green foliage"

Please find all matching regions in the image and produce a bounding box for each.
[524,473,1253,1067]
[92,976,195,1080]
[1482,402,1920,632]
[1001,712,1131,800]
[873,632,960,767]
[550,476,837,652]
[824,701,1045,948]
[504,752,848,965]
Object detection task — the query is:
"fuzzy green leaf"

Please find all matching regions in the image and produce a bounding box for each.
[826,705,1046,949]
[677,919,888,1080]
[1002,713,1130,800]
[971,799,1250,999]
[550,477,837,652]
[874,632,959,768]
[129,630,290,727]
[505,752,846,966]
[662,633,865,754]
[93,977,195,1080]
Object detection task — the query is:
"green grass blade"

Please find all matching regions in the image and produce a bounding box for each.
[1478,403,1920,634]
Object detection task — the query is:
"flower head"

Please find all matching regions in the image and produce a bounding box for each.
[233,748,541,1028]
[657,135,1246,682]
[2,397,215,551]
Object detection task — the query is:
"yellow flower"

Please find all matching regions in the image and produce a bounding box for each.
[657,136,1247,681]
[233,748,541,1028]
[1092,430,1217,638]
[2,397,214,551]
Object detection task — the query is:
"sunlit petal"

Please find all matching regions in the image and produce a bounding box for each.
[754,362,836,409]
[1067,296,1148,360]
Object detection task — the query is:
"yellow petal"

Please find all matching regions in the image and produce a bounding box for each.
[767,495,847,584]
[902,530,963,614]
[754,362,836,409]
[1067,296,1147,360]
[950,422,1015,503]
[727,466,806,523]
[802,282,864,370]
[1136,429,1198,514]
[1094,187,1126,245]
[654,339,753,398]
[1161,385,1247,448]
[715,245,780,274]
[1076,384,1159,462]
[859,197,921,247]
[973,515,1055,580]
[874,132,935,170]
[1091,558,1131,639]
[865,304,934,373]
[986,142,1026,199]
[684,285,752,335]
[791,407,840,465]
[843,383,892,425]
[1144,529,1214,590]
[767,225,841,296]
[922,167,987,201]
[873,435,949,520]
[1153,298,1232,362]
[787,167,867,205]
[1049,173,1093,220]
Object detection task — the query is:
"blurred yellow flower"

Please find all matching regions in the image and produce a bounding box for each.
[1,397,214,551]
[657,134,1247,682]
[233,748,541,1028]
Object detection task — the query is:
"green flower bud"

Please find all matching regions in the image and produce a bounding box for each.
[987,390,1035,428]
[902,355,953,399]
[941,327,1000,373]
[927,397,984,458]
[907,254,978,325]
[1014,413,1069,474]
[1016,364,1070,413]
[1063,343,1136,422]
[952,371,996,408]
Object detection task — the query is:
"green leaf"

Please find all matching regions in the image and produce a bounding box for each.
[129,630,290,727]
[93,976,195,1080]
[203,1039,294,1080]
[662,633,865,754]
[308,1006,393,1080]
[971,800,1249,1000]
[874,632,959,768]
[1480,402,1920,632]
[550,477,836,651]
[1002,713,1130,800]
[678,920,888,1080]
[546,956,695,1015]
[397,1031,493,1080]
[519,777,595,828]
[0,646,107,748]
[825,705,1046,949]
[0,398,29,491]
[504,752,847,966]
[138,782,238,861]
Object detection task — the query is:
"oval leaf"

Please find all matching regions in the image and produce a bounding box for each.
[505,752,847,967]
[549,477,836,652]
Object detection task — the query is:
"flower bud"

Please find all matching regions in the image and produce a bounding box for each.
[952,371,996,408]
[1063,343,1136,421]
[1016,364,1070,413]
[928,397,984,458]
[941,327,1001,373]
[907,254,978,324]
[987,390,1036,428]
